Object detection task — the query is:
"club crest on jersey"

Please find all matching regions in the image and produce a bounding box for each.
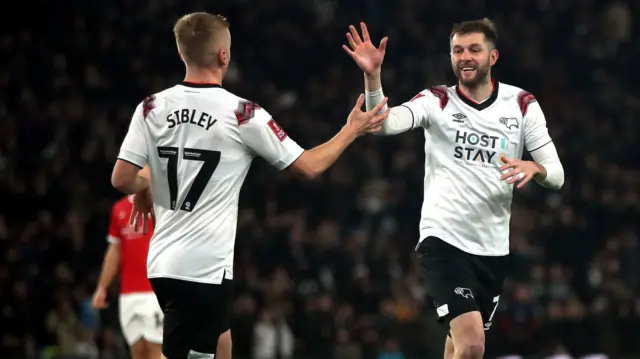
[499,117,519,130]
[267,119,288,142]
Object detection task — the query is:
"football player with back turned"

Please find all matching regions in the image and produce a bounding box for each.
[343,19,564,359]
[111,12,389,359]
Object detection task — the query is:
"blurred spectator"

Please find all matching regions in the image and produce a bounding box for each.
[377,339,405,359]
[334,329,362,359]
[45,300,82,358]
[302,294,336,358]
[253,307,294,359]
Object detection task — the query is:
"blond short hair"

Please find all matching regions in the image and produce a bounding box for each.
[173,12,230,67]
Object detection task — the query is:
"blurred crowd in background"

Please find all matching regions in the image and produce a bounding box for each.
[1,0,639,358]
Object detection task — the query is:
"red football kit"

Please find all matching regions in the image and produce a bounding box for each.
[107,196,154,294]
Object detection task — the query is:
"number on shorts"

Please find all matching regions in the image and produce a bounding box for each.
[487,295,500,324]
[154,312,163,328]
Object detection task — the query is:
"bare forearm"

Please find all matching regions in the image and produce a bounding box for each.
[97,245,120,290]
[138,164,150,181]
[115,175,149,194]
[112,159,151,194]
[307,127,357,173]
[297,127,357,179]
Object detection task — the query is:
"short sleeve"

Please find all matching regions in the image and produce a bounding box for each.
[523,101,553,152]
[118,102,148,168]
[237,103,304,170]
[400,89,442,129]
[106,204,122,244]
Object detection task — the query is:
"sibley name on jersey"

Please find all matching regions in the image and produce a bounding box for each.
[397,81,557,256]
[117,82,304,285]
[166,109,218,130]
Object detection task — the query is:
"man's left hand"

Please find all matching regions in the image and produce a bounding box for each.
[499,155,543,189]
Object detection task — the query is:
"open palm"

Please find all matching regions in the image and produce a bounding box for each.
[129,187,155,234]
[342,22,388,75]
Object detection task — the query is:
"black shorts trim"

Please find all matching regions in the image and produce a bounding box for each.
[416,237,507,329]
[150,277,232,359]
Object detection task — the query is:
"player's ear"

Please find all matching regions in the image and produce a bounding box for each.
[490,48,499,66]
[218,49,229,66]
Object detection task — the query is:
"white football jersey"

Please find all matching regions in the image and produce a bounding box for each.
[404,81,552,255]
[118,82,304,284]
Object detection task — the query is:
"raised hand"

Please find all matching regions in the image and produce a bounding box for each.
[129,187,155,234]
[345,94,390,136]
[342,22,388,75]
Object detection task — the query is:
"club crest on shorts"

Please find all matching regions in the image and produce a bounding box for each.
[454,287,474,299]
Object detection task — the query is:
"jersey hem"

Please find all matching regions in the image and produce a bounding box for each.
[148,273,231,285]
[417,230,509,256]
[117,151,146,168]
[279,147,304,171]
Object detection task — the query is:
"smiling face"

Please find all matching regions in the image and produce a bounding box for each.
[450,32,498,88]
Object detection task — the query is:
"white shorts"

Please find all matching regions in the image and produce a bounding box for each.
[119,292,163,345]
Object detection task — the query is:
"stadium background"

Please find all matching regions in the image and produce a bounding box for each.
[1,0,638,358]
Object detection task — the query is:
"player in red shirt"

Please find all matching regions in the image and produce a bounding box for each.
[93,194,163,359]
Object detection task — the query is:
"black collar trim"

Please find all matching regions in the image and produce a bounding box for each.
[455,80,499,111]
[181,81,222,88]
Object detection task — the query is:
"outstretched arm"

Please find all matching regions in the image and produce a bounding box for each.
[238,95,388,180]
[365,81,415,135]
[343,22,418,135]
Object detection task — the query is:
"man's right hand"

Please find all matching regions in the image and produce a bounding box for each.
[345,94,390,136]
[92,287,108,309]
[342,22,388,75]
[130,187,155,234]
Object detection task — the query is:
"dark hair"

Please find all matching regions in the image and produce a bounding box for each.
[450,18,498,47]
